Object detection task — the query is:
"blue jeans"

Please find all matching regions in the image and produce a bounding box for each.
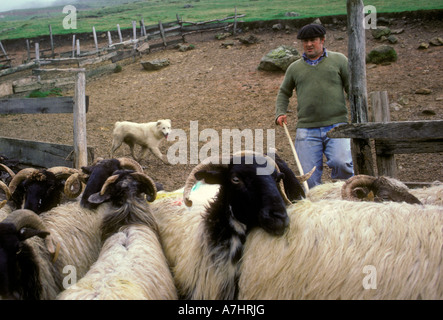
[295,123,354,189]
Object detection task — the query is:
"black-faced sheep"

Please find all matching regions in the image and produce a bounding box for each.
[57,169,177,300]
[0,158,145,300]
[0,207,104,300]
[151,152,292,299]
[152,155,443,300]
[0,166,82,222]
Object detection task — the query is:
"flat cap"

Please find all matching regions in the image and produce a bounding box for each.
[297,24,326,39]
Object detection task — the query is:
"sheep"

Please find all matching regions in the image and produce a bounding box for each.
[0,166,82,222]
[57,169,177,300]
[110,119,171,164]
[238,199,443,299]
[0,206,104,300]
[152,154,443,300]
[7,166,83,214]
[307,175,442,206]
[0,158,144,300]
[151,151,293,299]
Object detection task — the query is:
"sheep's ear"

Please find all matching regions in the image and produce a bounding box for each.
[194,170,223,185]
[18,227,50,241]
[275,172,285,182]
[88,192,111,204]
[81,166,93,175]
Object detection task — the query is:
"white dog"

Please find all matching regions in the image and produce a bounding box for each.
[110,119,171,164]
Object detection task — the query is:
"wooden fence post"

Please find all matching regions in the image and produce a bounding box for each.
[93,26,98,53]
[49,24,55,58]
[140,19,147,37]
[26,39,31,61]
[35,42,40,62]
[346,0,374,176]
[73,70,88,169]
[158,20,167,47]
[76,39,80,56]
[117,24,123,43]
[72,35,76,57]
[132,21,137,41]
[233,7,238,35]
[370,91,397,177]
[107,31,113,46]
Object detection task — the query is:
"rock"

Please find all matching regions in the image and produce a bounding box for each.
[421,109,436,116]
[371,26,391,39]
[215,32,231,40]
[312,18,322,25]
[366,45,397,64]
[418,42,429,49]
[390,102,402,111]
[398,96,409,105]
[258,45,301,72]
[176,43,195,52]
[221,40,235,48]
[238,35,260,45]
[272,23,283,31]
[386,35,398,44]
[285,12,300,17]
[415,88,432,95]
[390,28,405,35]
[141,58,170,71]
[429,37,443,46]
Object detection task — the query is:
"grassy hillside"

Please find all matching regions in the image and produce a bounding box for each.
[0,0,442,40]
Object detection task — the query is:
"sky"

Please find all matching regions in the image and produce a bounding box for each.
[0,0,59,13]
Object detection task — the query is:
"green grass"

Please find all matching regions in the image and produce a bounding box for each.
[0,0,441,40]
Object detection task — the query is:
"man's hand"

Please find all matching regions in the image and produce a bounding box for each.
[276,115,287,127]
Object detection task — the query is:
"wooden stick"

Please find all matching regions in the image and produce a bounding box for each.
[283,123,309,192]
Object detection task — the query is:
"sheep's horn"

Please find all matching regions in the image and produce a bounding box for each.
[8,168,38,195]
[3,209,56,254]
[183,155,229,207]
[0,163,15,180]
[47,166,79,179]
[99,174,120,196]
[296,166,316,183]
[0,180,11,201]
[64,172,84,198]
[130,172,157,202]
[341,175,377,200]
[118,157,144,173]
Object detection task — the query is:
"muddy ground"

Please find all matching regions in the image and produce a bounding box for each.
[1,14,442,191]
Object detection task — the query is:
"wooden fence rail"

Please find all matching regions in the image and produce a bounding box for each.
[0,69,92,169]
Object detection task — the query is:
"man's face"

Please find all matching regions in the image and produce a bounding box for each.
[302,37,325,60]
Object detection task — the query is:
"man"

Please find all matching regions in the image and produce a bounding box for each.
[275,23,354,188]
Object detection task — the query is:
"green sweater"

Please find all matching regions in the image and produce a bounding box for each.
[275,51,350,128]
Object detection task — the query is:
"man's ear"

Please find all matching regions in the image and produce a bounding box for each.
[194,170,224,185]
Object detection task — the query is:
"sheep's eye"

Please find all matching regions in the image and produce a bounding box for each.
[231,176,240,184]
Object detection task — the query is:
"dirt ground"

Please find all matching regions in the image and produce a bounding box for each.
[1,15,442,191]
